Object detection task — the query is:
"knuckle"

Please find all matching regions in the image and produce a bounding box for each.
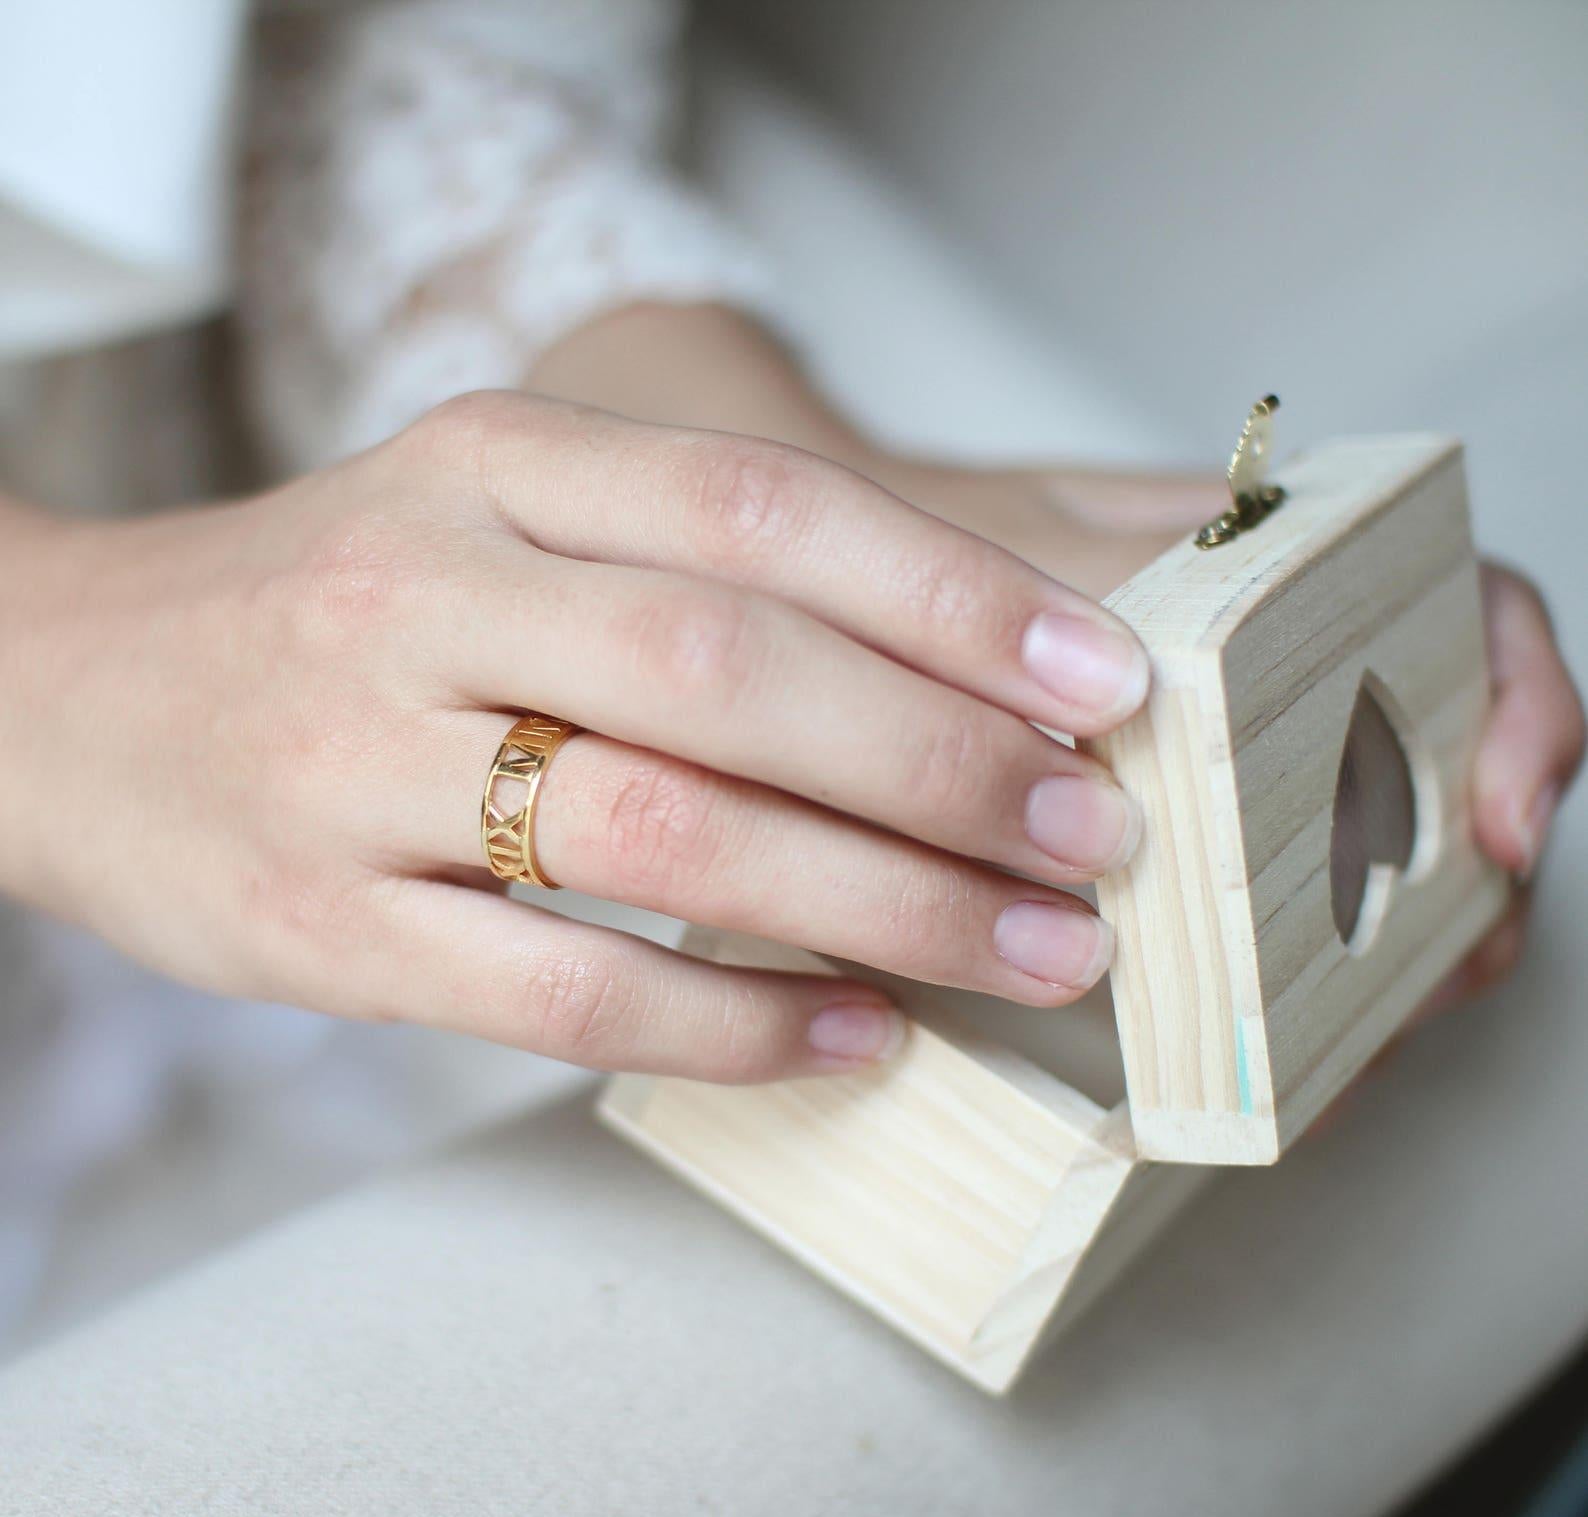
[704,1003,780,1084]
[409,388,537,466]
[1499,563,1549,618]
[601,759,725,896]
[1486,561,1559,649]
[689,436,818,566]
[235,864,368,992]
[878,859,978,975]
[892,545,1003,640]
[1564,688,1588,773]
[519,951,632,1066]
[901,711,998,823]
[631,587,764,704]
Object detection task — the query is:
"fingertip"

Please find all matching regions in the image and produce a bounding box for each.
[1473,769,1559,880]
[1516,782,1561,880]
[995,976,1100,1010]
[1020,609,1150,734]
[1024,774,1143,877]
[805,996,908,1069]
[1471,791,1530,877]
[993,900,1114,997]
[1473,560,1583,877]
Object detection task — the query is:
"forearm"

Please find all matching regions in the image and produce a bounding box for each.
[527,301,1053,538]
[527,300,1214,596]
[530,302,877,475]
[237,0,1207,594]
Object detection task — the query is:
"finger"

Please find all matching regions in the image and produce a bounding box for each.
[404,715,1114,1006]
[334,875,906,1082]
[1307,885,1529,1143]
[442,393,1149,737]
[451,550,1139,886]
[1355,885,1528,1069]
[1473,563,1586,878]
[1439,884,1532,1003]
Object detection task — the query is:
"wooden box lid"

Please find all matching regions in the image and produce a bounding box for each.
[1084,431,1508,1163]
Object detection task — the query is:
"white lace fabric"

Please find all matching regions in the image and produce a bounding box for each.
[240,0,776,473]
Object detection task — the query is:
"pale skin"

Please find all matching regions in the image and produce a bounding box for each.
[0,304,1579,1086]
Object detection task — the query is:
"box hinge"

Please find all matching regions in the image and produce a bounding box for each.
[1195,394,1287,549]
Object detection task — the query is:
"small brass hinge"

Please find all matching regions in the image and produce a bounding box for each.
[1195,394,1286,549]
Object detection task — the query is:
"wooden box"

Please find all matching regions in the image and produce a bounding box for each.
[599,431,1508,1392]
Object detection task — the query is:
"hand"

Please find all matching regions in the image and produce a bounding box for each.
[1417,562,1583,1007]
[858,455,1229,601]
[0,394,1153,1083]
[529,301,1230,601]
[1299,561,1584,1131]
[873,460,1585,1013]
[541,303,1588,1059]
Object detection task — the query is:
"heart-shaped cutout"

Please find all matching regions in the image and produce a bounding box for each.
[1330,676,1419,952]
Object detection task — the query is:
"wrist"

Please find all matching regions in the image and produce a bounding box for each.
[529,301,877,469]
[0,498,99,911]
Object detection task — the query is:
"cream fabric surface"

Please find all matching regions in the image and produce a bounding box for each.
[1,919,1585,1517]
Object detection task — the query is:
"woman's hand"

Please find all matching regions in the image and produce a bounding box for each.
[884,457,1586,1017]
[891,456,1585,1036]
[0,393,1153,1082]
[536,301,1584,1033]
[1417,562,1583,1007]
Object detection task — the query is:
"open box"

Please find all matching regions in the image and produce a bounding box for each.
[600,423,1509,1393]
[603,929,1210,1392]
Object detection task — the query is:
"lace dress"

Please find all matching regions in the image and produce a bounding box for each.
[241,0,773,472]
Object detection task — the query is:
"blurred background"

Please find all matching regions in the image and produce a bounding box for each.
[0,2,1583,1512]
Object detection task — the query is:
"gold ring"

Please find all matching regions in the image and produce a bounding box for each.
[481,713,579,888]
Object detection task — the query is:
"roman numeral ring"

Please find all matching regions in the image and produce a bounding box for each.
[480,713,580,889]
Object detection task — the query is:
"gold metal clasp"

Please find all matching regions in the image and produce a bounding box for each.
[1195,394,1286,549]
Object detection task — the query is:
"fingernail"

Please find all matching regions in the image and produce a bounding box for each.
[1518,783,1560,880]
[1026,774,1141,872]
[994,901,1113,989]
[808,1000,906,1063]
[1022,612,1149,721]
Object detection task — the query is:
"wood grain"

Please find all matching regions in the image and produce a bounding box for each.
[600,930,1206,1393]
[1085,436,1508,1161]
